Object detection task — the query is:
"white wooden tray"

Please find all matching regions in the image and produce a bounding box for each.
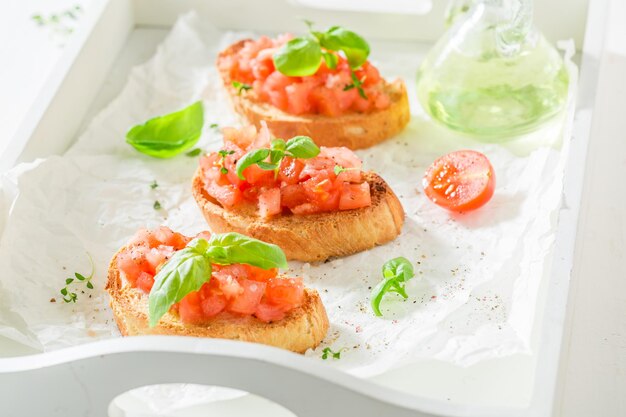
[0,0,607,416]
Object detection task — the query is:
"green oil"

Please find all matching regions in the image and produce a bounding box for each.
[416,35,569,139]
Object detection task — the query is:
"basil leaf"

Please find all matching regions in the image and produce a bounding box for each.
[322,51,338,69]
[205,232,288,270]
[186,148,202,157]
[320,27,370,68]
[268,150,283,165]
[371,257,415,316]
[382,257,414,282]
[274,37,322,77]
[285,136,320,159]
[235,148,270,180]
[256,161,279,170]
[270,138,286,152]
[370,278,396,317]
[126,101,204,158]
[148,238,211,327]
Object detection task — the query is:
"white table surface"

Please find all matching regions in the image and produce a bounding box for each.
[554,0,626,415]
[0,1,624,416]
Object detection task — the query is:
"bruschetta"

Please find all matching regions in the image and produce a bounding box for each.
[217,33,410,150]
[106,227,329,353]
[191,124,405,262]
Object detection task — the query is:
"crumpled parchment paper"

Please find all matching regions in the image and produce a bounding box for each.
[0,11,577,414]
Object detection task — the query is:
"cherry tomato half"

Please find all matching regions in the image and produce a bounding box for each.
[422,150,495,212]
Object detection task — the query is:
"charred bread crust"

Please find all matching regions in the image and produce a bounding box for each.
[106,250,329,353]
[192,169,405,262]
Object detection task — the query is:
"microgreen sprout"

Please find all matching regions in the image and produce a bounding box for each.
[321,347,345,360]
[232,81,252,95]
[333,165,358,176]
[59,253,95,303]
[343,72,368,99]
[218,150,235,174]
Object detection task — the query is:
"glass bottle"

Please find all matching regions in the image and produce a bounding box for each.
[416,0,569,139]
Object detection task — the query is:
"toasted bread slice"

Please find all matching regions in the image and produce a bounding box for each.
[106,250,329,353]
[192,170,405,262]
[218,39,411,150]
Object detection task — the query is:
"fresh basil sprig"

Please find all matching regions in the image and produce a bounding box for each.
[273,22,370,77]
[371,257,415,317]
[235,135,320,180]
[126,101,204,158]
[148,233,287,327]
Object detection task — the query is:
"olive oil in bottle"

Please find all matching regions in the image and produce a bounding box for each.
[416,0,569,139]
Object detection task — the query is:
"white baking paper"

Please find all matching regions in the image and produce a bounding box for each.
[0,11,577,413]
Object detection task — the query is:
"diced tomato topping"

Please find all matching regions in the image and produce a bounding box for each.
[319,146,362,170]
[117,227,305,324]
[278,157,305,185]
[204,181,242,207]
[298,156,335,181]
[242,164,274,186]
[179,291,205,324]
[201,126,372,216]
[129,229,160,248]
[302,174,333,201]
[145,246,173,274]
[200,292,227,318]
[223,125,255,148]
[310,87,341,117]
[258,188,281,218]
[255,301,287,323]
[251,121,272,150]
[218,36,390,116]
[136,272,155,293]
[265,277,304,310]
[213,272,244,300]
[338,182,372,210]
[213,264,249,281]
[116,250,146,285]
[228,280,266,315]
[245,265,278,282]
[195,231,213,241]
[286,83,314,115]
[280,184,309,209]
[291,203,320,214]
[352,93,372,112]
[153,226,175,246]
